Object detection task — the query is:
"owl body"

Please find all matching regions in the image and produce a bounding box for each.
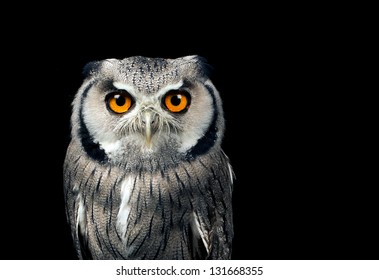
[63,55,234,260]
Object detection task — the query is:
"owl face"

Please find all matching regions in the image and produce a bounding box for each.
[71,55,225,164]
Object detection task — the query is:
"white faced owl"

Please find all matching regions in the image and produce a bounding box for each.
[63,55,234,260]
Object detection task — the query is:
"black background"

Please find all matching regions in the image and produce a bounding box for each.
[1,6,376,260]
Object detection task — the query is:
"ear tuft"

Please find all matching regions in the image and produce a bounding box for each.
[82,61,101,78]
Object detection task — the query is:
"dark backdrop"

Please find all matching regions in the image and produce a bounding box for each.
[1,7,376,261]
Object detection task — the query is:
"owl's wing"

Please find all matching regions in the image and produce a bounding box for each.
[63,143,92,260]
[192,190,234,259]
[192,153,234,260]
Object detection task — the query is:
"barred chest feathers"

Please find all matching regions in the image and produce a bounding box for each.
[67,146,233,259]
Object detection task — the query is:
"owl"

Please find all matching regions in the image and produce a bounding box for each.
[63,55,234,260]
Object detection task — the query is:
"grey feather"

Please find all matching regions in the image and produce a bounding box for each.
[63,55,234,259]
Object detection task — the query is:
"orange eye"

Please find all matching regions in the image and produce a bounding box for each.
[107,91,133,114]
[163,90,191,113]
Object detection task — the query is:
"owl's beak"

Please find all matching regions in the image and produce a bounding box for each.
[142,111,155,148]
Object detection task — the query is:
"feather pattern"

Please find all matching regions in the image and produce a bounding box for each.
[63,55,234,260]
[64,139,233,259]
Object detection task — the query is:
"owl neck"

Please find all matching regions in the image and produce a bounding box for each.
[77,130,221,173]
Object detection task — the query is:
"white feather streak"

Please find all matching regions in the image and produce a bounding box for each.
[156,80,183,96]
[113,82,136,94]
[76,194,86,236]
[192,212,209,254]
[228,163,234,185]
[117,176,134,239]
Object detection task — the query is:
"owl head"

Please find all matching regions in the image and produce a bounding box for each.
[69,55,225,165]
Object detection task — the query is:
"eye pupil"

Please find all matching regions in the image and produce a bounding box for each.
[171,95,182,106]
[115,95,125,106]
